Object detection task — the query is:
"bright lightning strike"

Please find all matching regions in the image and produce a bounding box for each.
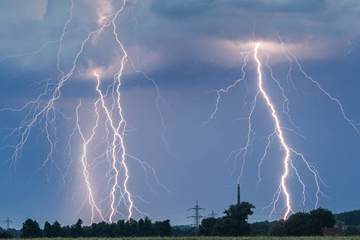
[1,0,169,224]
[204,39,360,220]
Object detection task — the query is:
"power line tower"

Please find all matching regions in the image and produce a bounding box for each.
[3,217,13,230]
[208,209,218,218]
[188,200,204,227]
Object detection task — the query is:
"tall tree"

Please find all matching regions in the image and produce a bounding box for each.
[138,217,152,236]
[43,221,52,238]
[113,220,125,237]
[52,221,62,237]
[310,208,336,228]
[198,217,218,236]
[269,208,335,236]
[199,202,255,236]
[70,219,83,237]
[124,219,138,237]
[20,218,42,238]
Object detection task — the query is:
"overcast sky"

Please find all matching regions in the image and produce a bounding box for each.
[1,0,360,229]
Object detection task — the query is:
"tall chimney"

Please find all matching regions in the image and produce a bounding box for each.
[237,184,241,204]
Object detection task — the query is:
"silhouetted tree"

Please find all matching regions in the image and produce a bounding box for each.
[60,225,71,237]
[43,221,52,238]
[5,228,21,238]
[284,212,317,236]
[172,225,197,236]
[199,202,255,236]
[250,220,272,236]
[70,219,83,237]
[335,209,360,226]
[345,226,359,236]
[138,217,152,236]
[112,219,125,237]
[124,219,138,237]
[310,208,336,228]
[269,208,335,236]
[269,220,285,236]
[153,220,172,236]
[52,220,62,237]
[21,218,42,238]
[198,217,218,236]
[0,231,14,239]
[87,221,112,237]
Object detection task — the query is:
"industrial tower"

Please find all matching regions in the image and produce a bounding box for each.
[188,200,204,227]
[237,184,241,204]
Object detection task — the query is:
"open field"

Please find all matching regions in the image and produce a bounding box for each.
[18,237,360,240]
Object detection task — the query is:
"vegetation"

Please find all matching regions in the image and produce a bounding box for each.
[268,208,336,236]
[10,237,360,240]
[0,227,21,238]
[0,231,14,239]
[335,209,360,226]
[20,217,171,238]
[14,203,353,238]
[198,202,255,236]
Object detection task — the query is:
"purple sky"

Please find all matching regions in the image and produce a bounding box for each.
[1,0,360,229]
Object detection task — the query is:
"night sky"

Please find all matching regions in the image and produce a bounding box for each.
[1,0,360,230]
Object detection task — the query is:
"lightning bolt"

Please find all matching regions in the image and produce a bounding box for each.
[1,0,169,224]
[254,43,292,219]
[204,37,359,220]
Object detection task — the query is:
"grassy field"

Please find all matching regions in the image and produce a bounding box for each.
[20,237,360,240]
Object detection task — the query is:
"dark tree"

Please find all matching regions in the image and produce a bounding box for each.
[124,218,138,237]
[200,202,255,236]
[138,217,152,236]
[88,221,112,237]
[172,225,197,236]
[284,212,313,236]
[60,225,71,237]
[153,220,171,237]
[250,220,272,236]
[70,218,83,237]
[345,226,359,236]
[309,208,336,228]
[198,217,218,236]
[0,232,14,239]
[43,221,52,238]
[6,228,21,238]
[21,218,42,238]
[220,202,255,236]
[52,220,62,237]
[269,208,335,236]
[268,220,285,236]
[44,220,62,238]
[112,219,125,237]
[335,209,360,226]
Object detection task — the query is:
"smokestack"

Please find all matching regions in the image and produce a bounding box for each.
[237,184,241,204]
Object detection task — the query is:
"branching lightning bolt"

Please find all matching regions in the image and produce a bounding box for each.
[1,0,169,224]
[204,38,360,220]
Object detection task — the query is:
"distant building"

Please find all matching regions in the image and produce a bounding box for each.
[322,228,345,236]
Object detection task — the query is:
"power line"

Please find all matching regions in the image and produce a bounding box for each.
[187,200,204,227]
[208,209,218,218]
[3,217,13,230]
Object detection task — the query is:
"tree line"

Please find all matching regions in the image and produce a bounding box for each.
[267,208,336,236]
[0,202,340,238]
[198,203,337,237]
[19,217,171,238]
